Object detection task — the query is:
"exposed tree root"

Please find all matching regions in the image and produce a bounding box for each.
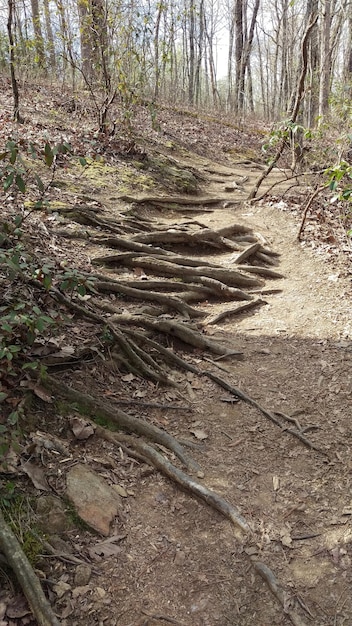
[0,509,61,626]
[109,313,244,357]
[87,416,310,626]
[252,561,309,626]
[93,254,264,288]
[201,298,266,325]
[206,372,324,452]
[42,375,200,474]
[95,279,204,319]
[118,194,234,205]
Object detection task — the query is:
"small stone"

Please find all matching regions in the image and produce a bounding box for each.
[66,464,121,536]
[74,564,92,586]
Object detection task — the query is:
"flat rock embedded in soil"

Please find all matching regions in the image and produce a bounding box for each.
[65,464,121,536]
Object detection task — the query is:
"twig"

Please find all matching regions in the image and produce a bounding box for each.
[205,372,324,452]
[247,14,318,200]
[297,184,328,240]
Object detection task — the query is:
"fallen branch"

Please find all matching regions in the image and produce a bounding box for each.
[205,371,324,452]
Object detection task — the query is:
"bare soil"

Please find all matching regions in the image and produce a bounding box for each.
[0,88,352,626]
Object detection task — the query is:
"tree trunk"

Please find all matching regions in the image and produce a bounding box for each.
[7,0,22,122]
[234,0,244,113]
[77,0,93,81]
[318,0,332,122]
[43,0,56,71]
[30,0,46,72]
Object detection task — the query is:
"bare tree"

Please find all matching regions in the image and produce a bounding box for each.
[7,0,22,122]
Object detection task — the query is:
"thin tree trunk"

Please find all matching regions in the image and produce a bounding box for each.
[43,0,56,71]
[7,0,23,122]
[30,0,46,72]
[318,0,332,122]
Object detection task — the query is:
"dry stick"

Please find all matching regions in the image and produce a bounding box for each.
[247,14,318,201]
[93,424,309,626]
[234,243,261,263]
[43,375,200,474]
[252,561,308,626]
[250,169,325,204]
[297,184,328,240]
[0,509,61,626]
[206,372,323,452]
[201,299,266,326]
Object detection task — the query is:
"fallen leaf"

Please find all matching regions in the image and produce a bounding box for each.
[70,416,95,440]
[88,535,126,560]
[60,601,74,619]
[121,373,136,382]
[49,346,75,358]
[21,460,50,491]
[272,476,280,491]
[190,428,208,440]
[53,581,71,599]
[33,385,53,403]
[71,586,91,599]
[113,484,128,497]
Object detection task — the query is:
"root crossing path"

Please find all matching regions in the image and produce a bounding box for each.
[28,155,352,625]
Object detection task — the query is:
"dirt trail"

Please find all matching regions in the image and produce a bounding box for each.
[64,161,351,626]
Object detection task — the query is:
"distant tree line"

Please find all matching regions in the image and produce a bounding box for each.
[2,0,352,123]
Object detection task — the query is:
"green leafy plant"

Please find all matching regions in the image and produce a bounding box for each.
[59,268,97,298]
[0,138,73,206]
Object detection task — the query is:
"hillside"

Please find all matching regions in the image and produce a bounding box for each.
[0,81,352,626]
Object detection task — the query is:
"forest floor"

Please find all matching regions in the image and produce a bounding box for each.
[0,81,352,626]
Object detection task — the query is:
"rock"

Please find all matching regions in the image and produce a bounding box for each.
[74,564,92,586]
[36,495,70,534]
[65,464,121,536]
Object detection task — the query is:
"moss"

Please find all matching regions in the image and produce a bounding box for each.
[63,498,95,533]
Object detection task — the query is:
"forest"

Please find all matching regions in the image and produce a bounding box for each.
[1,0,352,120]
[0,1,352,625]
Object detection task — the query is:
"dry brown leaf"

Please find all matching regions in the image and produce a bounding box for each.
[190,428,208,440]
[88,535,126,560]
[53,581,71,599]
[113,484,128,497]
[121,373,136,382]
[70,416,95,440]
[33,384,53,403]
[21,460,50,491]
[6,596,31,619]
[272,476,280,491]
